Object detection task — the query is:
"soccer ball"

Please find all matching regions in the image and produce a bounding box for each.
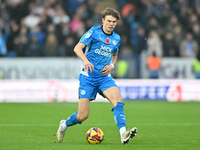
[86,127,104,144]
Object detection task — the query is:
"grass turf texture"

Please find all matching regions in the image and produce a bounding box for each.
[0,101,200,150]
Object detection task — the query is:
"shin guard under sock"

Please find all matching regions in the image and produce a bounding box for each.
[111,102,126,130]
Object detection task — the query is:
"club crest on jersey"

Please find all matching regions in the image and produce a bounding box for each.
[106,38,109,44]
[85,33,92,38]
[113,40,116,45]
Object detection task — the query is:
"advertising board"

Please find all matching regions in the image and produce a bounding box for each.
[0,79,199,102]
[0,58,81,79]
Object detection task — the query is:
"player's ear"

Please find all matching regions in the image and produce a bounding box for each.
[102,18,105,23]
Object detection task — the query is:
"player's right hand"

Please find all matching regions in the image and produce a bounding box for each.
[84,60,94,73]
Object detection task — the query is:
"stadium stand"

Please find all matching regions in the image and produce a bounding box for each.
[0,0,200,78]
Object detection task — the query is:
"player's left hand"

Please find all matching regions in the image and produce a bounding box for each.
[100,65,113,76]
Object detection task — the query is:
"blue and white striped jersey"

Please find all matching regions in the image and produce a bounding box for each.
[79,26,121,77]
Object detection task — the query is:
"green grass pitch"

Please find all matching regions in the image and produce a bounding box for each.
[0,101,200,150]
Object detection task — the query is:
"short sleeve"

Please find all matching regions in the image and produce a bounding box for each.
[79,27,95,46]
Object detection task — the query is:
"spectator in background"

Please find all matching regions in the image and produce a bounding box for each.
[163,32,179,57]
[69,14,83,34]
[76,23,86,40]
[24,9,40,30]
[86,0,97,19]
[32,0,45,16]
[186,7,194,19]
[192,23,200,46]
[92,6,102,26]
[38,11,52,33]
[46,23,56,35]
[172,0,188,14]
[69,12,86,40]
[14,35,28,57]
[177,6,188,29]
[141,0,155,15]
[145,17,160,35]
[134,26,147,54]
[196,7,200,21]
[133,26,147,78]
[118,46,134,58]
[8,0,30,25]
[0,2,9,24]
[179,32,199,57]
[29,26,45,47]
[75,4,88,20]
[121,3,139,51]
[159,3,171,27]
[43,0,56,19]
[147,51,161,79]
[46,23,60,45]
[53,4,70,25]
[43,33,59,56]
[0,17,9,37]
[59,35,76,57]
[192,51,200,79]
[114,19,130,47]
[84,18,93,31]
[185,13,199,32]
[147,30,163,57]
[0,29,7,56]
[59,23,71,44]
[118,34,130,57]
[27,35,42,57]
[121,3,136,17]
[195,0,200,12]
[64,0,85,18]
[165,15,182,34]
[139,9,153,27]
[6,20,19,55]
[14,26,29,56]
[172,25,184,49]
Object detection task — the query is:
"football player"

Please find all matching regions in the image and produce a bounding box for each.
[56,7,137,144]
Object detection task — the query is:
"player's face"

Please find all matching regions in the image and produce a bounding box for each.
[102,15,117,34]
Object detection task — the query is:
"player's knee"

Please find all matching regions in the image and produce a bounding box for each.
[111,92,123,102]
[77,113,89,122]
[116,96,123,102]
[112,96,123,106]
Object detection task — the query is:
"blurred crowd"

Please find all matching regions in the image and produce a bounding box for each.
[0,0,200,59]
[0,0,100,57]
[118,0,200,59]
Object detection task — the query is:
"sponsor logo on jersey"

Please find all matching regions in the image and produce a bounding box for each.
[85,33,92,38]
[95,45,112,57]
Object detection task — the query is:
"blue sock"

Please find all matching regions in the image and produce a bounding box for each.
[111,102,126,130]
[65,111,82,127]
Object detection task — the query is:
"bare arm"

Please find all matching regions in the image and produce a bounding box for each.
[74,43,94,72]
[101,52,118,76]
[110,52,118,67]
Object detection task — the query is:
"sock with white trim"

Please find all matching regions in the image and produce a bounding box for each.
[119,126,126,138]
[111,102,126,136]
